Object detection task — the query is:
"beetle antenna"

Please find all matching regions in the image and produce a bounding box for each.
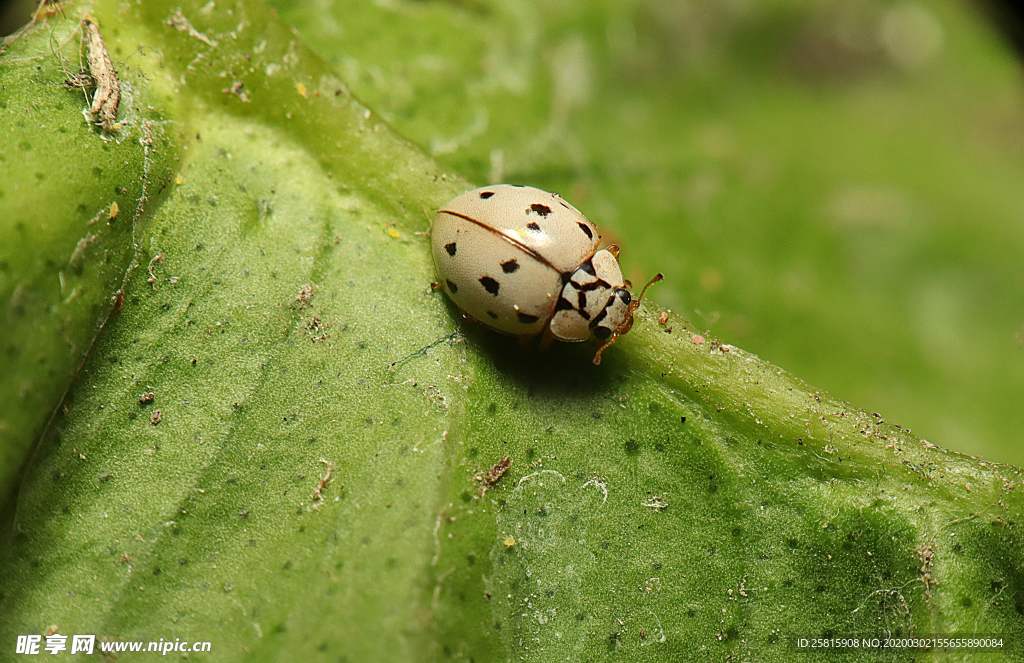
[594,274,664,365]
[629,273,663,312]
[592,335,618,365]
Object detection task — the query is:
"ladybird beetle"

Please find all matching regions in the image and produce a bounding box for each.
[431,184,662,364]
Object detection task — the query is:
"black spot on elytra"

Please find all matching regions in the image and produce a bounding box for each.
[555,298,574,312]
[479,191,495,199]
[445,242,457,256]
[446,279,458,293]
[517,311,539,324]
[577,222,593,239]
[528,203,552,217]
[526,222,541,232]
[501,259,519,273]
[577,291,587,310]
[479,276,500,295]
[487,311,498,319]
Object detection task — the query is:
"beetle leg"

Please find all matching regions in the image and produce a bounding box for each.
[538,326,557,351]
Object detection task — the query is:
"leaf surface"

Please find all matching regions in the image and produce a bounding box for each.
[1,1,1022,661]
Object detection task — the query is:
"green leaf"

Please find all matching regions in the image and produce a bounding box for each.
[0,16,176,490]
[269,0,1024,469]
[1,1,1022,661]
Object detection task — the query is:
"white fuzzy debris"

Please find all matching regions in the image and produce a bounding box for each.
[581,478,608,503]
[165,9,219,47]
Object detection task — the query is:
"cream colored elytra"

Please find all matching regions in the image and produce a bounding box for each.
[431,185,661,364]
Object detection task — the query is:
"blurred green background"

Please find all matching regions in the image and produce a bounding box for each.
[4,0,1023,467]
